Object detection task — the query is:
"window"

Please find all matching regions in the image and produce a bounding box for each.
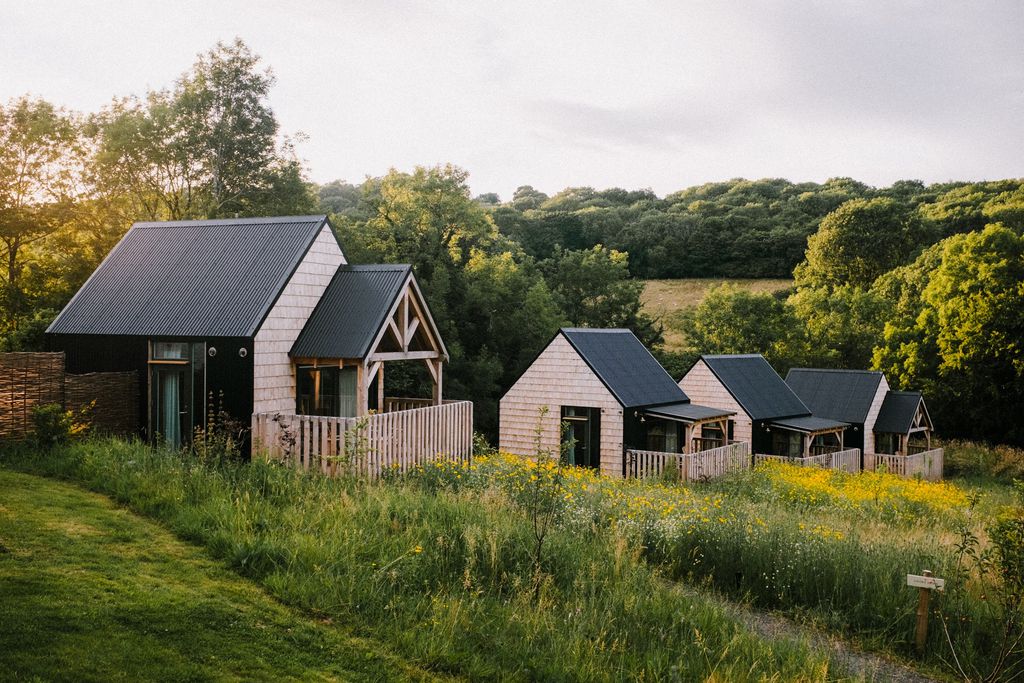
[645,419,679,453]
[297,366,358,417]
[561,406,601,470]
[152,342,189,360]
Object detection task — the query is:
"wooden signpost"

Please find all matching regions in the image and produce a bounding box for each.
[907,570,945,655]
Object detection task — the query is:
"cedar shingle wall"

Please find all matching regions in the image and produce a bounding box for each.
[66,372,138,436]
[253,226,346,414]
[862,375,890,454]
[679,360,753,444]
[0,352,64,439]
[499,335,624,477]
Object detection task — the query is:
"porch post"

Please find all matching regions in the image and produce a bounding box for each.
[839,428,844,450]
[719,418,728,447]
[803,433,811,457]
[376,363,385,413]
[432,359,443,405]
[356,362,368,417]
[683,423,691,454]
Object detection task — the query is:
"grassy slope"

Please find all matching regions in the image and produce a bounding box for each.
[1,441,843,682]
[0,468,440,682]
[642,278,794,350]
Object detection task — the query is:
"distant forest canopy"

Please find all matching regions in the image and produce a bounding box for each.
[2,37,1022,444]
[320,176,1024,279]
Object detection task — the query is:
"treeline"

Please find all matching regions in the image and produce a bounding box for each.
[481,178,1020,279]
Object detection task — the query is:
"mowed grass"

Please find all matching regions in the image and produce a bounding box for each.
[642,279,794,350]
[0,468,440,682]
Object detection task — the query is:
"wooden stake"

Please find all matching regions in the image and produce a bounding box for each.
[915,569,933,655]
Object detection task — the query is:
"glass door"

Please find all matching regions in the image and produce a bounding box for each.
[151,365,191,448]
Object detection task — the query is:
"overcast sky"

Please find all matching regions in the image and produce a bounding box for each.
[3,1,1022,198]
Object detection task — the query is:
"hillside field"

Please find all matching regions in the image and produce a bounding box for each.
[642,278,794,350]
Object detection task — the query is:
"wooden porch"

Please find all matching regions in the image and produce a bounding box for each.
[863,448,944,481]
[754,448,861,474]
[252,399,473,479]
[626,442,750,481]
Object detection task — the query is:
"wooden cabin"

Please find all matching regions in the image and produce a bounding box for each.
[679,354,848,457]
[785,369,889,454]
[499,328,734,477]
[45,215,450,450]
[785,369,935,456]
[872,391,934,455]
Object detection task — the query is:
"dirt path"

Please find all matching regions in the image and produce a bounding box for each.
[705,589,941,682]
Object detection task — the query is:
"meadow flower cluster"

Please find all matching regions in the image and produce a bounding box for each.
[734,460,971,522]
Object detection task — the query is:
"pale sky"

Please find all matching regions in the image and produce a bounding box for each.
[2,1,1022,199]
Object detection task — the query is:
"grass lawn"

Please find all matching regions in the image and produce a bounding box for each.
[641,278,793,350]
[0,468,440,682]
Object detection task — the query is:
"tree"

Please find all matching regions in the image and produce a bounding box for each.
[0,97,81,325]
[333,165,564,437]
[542,245,662,348]
[873,224,1024,443]
[683,285,806,371]
[511,185,549,211]
[88,38,310,221]
[795,197,928,289]
[787,284,884,368]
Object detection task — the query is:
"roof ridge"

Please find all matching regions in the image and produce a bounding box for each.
[560,327,631,333]
[788,367,883,374]
[133,215,327,229]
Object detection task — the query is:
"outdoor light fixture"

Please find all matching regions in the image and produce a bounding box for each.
[238,347,248,358]
[208,347,217,357]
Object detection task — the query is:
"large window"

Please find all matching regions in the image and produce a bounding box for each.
[148,341,205,449]
[561,406,601,470]
[645,419,679,453]
[297,366,358,417]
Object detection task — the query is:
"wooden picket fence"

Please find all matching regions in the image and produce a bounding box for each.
[864,448,944,481]
[754,448,862,473]
[252,400,473,479]
[626,442,750,482]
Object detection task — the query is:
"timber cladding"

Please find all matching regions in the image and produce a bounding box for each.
[0,352,138,440]
[0,352,65,440]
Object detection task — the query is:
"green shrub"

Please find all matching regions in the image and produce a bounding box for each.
[31,402,90,450]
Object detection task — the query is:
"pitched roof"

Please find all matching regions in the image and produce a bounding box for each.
[700,354,809,421]
[561,328,688,408]
[47,215,333,338]
[290,265,420,360]
[785,368,885,424]
[770,415,849,433]
[874,391,929,434]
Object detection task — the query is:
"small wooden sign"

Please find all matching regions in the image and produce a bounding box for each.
[907,574,945,592]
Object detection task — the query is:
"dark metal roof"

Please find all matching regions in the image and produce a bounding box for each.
[874,391,929,434]
[785,368,884,424]
[701,354,810,421]
[770,415,849,433]
[290,265,411,359]
[645,402,735,423]
[47,215,332,338]
[561,328,688,409]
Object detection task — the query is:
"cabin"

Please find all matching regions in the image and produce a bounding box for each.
[785,369,889,454]
[679,354,848,457]
[872,391,934,455]
[45,215,466,458]
[499,328,735,477]
[785,369,935,456]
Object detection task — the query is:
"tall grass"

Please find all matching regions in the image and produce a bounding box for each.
[2,439,838,682]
